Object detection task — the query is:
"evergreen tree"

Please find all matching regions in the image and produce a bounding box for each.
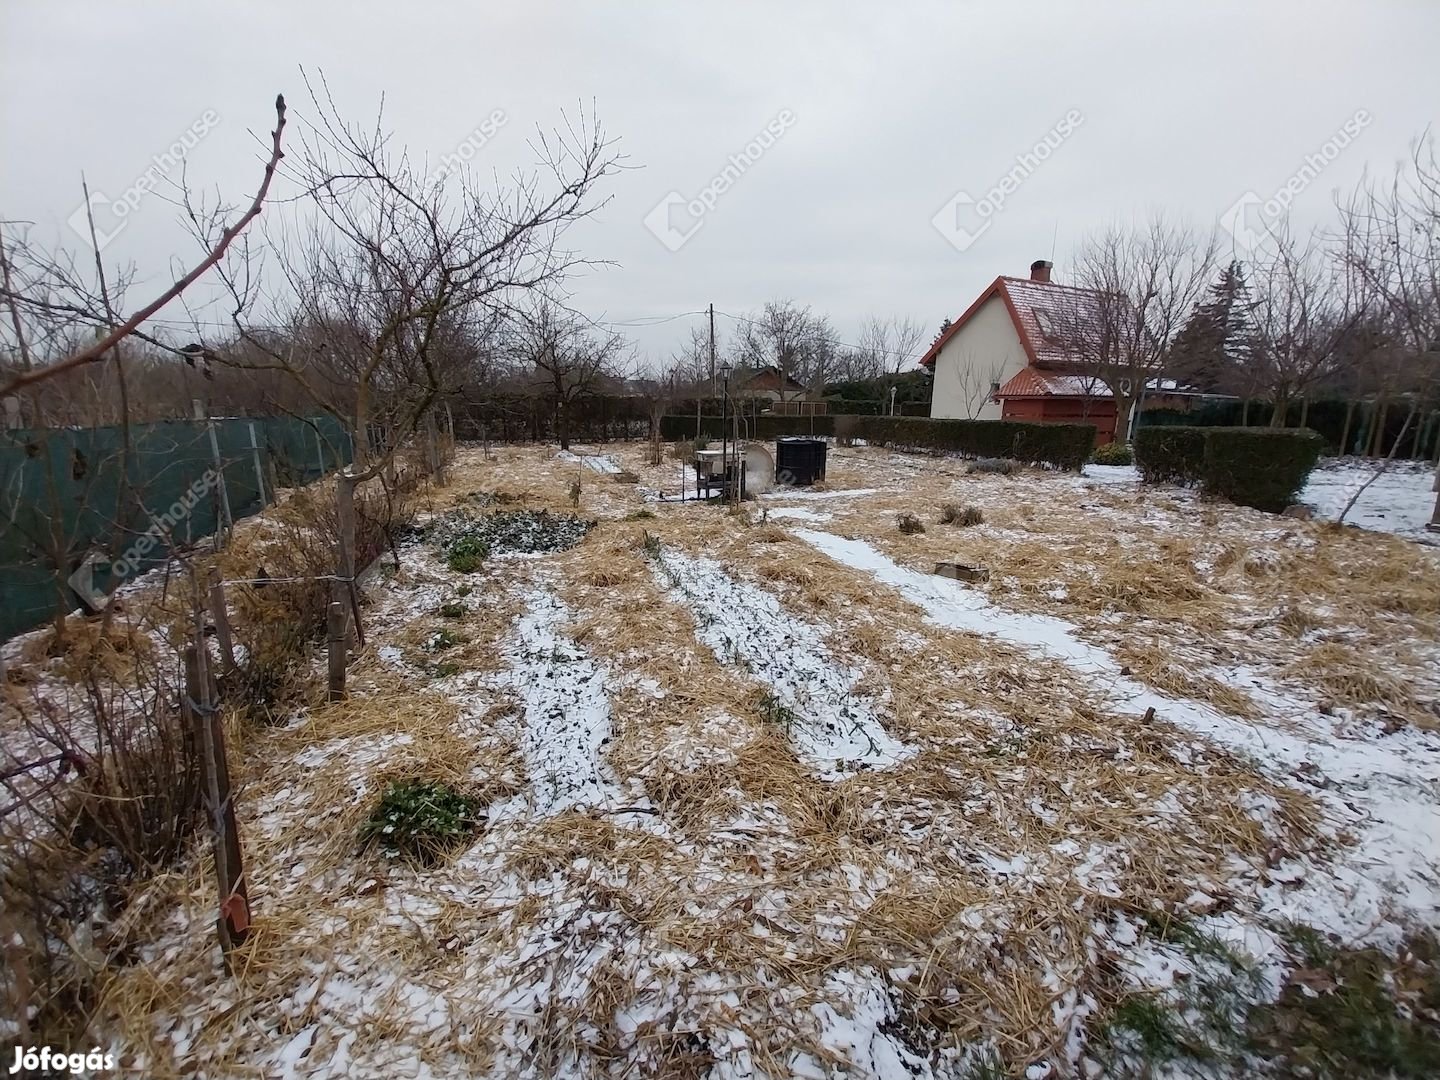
[1165,261,1252,392]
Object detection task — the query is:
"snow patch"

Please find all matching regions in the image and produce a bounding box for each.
[794,528,1440,943]
[500,587,624,815]
[651,548,911,778]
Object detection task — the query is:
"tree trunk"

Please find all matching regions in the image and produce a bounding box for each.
[1269,392,1289,428]
[1116,394,1138,445]
[1298,395,1309,430]
[1369,398,1389,458]
[1241,398,1251,427]
[557,397,571,451]
[1339,399,1356,457]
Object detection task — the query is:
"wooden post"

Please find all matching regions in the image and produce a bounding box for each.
[184,641,250,953]
[424,408,444,485]
[194,399,233,549]
[248,421,268,506]
[207,568,237,674]
[327,596,347,702]
[335,472,364,648]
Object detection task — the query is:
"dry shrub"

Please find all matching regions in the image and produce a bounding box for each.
[1285,642,1428,727]
[228,478,416,719]
[20,617,154,682]
[1,644,201,1045]
[940,503,984,527]
[897,512,926,535]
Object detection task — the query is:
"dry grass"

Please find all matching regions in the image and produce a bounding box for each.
[42,443,1434,1075]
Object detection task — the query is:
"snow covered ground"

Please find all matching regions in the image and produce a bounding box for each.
[1300,459,1438,542]
[1083,458,1439,544]
[8,442,1438,1079]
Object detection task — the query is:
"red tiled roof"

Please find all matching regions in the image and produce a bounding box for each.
[920,273,1111,371]
[994,366,1111,399]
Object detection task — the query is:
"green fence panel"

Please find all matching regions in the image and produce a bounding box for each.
[0,416,352,642]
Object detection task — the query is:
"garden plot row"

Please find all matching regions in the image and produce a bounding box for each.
[73,444,1440,1080]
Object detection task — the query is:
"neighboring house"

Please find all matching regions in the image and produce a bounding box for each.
[737,366,819,408]
[921,259,1219,444]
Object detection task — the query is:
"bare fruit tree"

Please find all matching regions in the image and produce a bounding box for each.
[209,78,620,480]
[509,299,626,451]
[1336,137,1440,525]
[1057,216,1217,444]
[0,96,289,401]
[850,316,926,379]
[1246,223,1370,428]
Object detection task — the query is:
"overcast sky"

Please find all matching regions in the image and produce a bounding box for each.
[3,1,1438,369]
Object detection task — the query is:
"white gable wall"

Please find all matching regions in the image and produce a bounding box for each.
[929,294,1030,420]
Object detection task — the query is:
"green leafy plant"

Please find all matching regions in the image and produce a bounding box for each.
[359,779,480,863]
[446,535,489,574]
[1090,440,1134,466]
[423,629,465,652]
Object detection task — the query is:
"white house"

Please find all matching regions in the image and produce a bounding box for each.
[921,259,1073,422]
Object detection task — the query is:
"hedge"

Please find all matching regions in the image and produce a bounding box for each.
[660,413,836,442]
[659,414,1096,470]
[1134,426,1324,511]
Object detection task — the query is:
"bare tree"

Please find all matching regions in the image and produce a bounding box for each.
[730,300,837,398]
[1246,224,1368,427]
[208,78,620,479]
[1336,137,1440,524]
[0,95,288,400]
[851,315,926,378]
[1057,217,1218,443]
[947,349,1011,419]
[509,300,625,450]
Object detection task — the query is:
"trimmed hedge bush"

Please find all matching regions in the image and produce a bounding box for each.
[659,413,836,442]
[1134,428,1207,485]
[1134,426,1324,512]
[659,414,1095,470]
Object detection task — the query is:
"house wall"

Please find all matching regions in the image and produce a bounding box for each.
[1000,398,1117,443]
[929,295,1029,420]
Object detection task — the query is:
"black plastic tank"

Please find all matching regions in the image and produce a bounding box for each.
[775,437,827,486]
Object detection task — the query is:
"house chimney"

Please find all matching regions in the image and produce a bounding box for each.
[1030,259,1053,283]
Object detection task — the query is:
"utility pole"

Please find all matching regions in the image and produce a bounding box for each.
[708,303,716,394]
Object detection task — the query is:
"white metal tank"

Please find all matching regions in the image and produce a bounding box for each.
[742,444,775,495]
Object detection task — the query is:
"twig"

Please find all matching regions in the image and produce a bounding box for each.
[0,94,288,399]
